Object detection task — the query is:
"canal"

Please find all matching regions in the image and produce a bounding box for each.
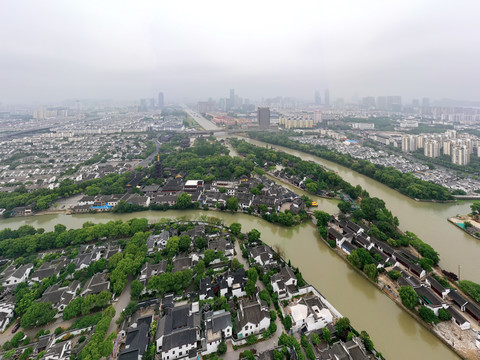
[236,136,480,282]
[0,210,460,359]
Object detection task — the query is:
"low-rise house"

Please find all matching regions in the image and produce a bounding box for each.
[40,280,81,315]
[172,256,194,273]
[218,269,247,298]
[0,296,15,331]
[153,195,178,207]
[78,195,95,206]
[448,290,469,311]
[465,302,480,324]
[81,273,110,296]
[43,340,72,360]
[141,185,161,198]
[199,277,214,301]
[202,310,232,355]
[139,261,167,286]
[318,338,369,360]
[30,257,69,283]
[448,306,471,330]
[147,231,169,254]
[207,237,233,258]
[288,295,333,332]
[289,198,305,215]
[248,245,275,267]
[271,266,298,300]
[234,299,270,339]
[425,276,450,299]
[119,315,153,360]
[156,303,201,353]
[1,264,33,287]
[414,286,446,315]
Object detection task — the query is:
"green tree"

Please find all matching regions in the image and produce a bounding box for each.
[418,306,439,324]
[230,223,242,235]
[282,315,292,331]
[313,210,330,227]
[21,303,57,328]
[230,258,243,271]
[438,308,452,322]
[248,229,261,242]
[470,201,480,215]
[204,249,216,266]
[176,192,192,209]
[131,280,144,299]
[226,197,239,212]
[217,341,227,355]
[178,235,191,252]
[335,317,351,339]
[360,330,374,352]
[321,327,331,344]
[364,263,378,281]
[398,286,418,309]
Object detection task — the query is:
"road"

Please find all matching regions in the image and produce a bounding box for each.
[138,139,161,168]
[108,278,132,335]
[181,105,220,131]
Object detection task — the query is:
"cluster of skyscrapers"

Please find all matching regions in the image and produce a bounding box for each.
[402,130,476,165]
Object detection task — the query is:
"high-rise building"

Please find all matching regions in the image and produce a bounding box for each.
[158,92,164,108]
[387,96,402,111]
[314,110,322,123]
[257,107,270,129]
[412,99,420,107]
[452,145,470,165]
[424,140,440,158]
[376,96,387,110]
[422,97,430,108]
[229,89,235,109]
[362,97,375,109]
[324,89,330,107]
[402,135,417,152]
[314,91,321,105]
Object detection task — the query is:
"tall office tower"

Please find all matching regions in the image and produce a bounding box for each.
[257,107,271,129]
[324,89,330,107]
[376,96,387,110]
[229,89,235,109]
[422,97,430,108]
[362,97,375,108]
[424,140,440,158]
[452,145,470,165]
[412,99,420,107]
[314,91,321,105]
[158,92,164,108]
[387,96,402,111]
[314,110,322,123]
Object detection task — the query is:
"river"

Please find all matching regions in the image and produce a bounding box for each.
[1,134,476,359]
[235,137,480,282]
[0,210,460,359]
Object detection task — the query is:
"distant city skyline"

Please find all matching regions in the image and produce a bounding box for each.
[1,1,480,104]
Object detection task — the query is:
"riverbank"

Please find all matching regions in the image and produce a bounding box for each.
[448,216,480,240]
[243,133,456,203]
[317,230,479,360]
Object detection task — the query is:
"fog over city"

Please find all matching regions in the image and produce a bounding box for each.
[1,0,479,103]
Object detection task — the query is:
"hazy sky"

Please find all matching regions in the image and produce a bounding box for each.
[1,0,479,104]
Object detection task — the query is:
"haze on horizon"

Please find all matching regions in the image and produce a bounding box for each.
[1,0,479,104]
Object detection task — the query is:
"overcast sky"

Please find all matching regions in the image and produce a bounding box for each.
[1,0,479,104]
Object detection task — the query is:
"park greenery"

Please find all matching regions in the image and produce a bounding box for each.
[247,131,453,201]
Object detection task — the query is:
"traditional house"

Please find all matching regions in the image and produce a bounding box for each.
[202,310,232,355]
[270,266,298,300]
[156,303,201,353]
[234,299,270,339]
[1,264,33,287]
[288,295,333,332]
